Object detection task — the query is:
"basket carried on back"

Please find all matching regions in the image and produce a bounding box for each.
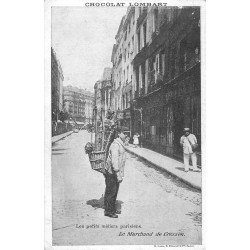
[85,108,116,174]
[88,150,106,174]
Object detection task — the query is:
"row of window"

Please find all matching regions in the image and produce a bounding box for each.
[69,105,84,111]
[124,11,135,41]
[115,36,135,66]
[137,8,160,52]
[135,34,200,93]
[115,63,133,90]
[137,20,147,52]
[114,10,137,66]
[122,90,133,110]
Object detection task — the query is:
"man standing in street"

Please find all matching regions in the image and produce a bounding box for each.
[180,127,200,172]
[104,127,127,218]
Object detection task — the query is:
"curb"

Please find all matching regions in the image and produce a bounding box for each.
[125,146,201,191]
[52,131,73,144]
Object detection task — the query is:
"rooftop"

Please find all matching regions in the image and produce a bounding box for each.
[63,85,94,97]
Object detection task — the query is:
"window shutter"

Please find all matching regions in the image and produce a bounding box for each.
[139,65,142,89]
[156,54,160,73]
[161,54,165,75]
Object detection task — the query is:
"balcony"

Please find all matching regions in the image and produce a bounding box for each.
[133,44,147,67]
[184,54,200,72]
[165,62,201,87]
[147,81,162,94]
[122,81,132,93]
[147,70,164,94]
[151,29,159,40]
[155,72,163,84]
[136,8,147,28]
[139,87,145,97]
[148,69,164,85]
[134,90,139,99]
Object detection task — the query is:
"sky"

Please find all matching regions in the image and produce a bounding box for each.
[52,7,127,91]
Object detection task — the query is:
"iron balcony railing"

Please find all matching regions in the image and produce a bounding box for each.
[136,8,147,28]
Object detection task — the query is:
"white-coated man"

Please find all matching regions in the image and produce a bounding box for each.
[180,128,200,172]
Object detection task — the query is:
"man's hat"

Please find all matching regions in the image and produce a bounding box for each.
[115,126,127,133]
[183,127,190,132]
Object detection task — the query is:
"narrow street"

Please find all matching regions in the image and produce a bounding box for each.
[52,130,201,245]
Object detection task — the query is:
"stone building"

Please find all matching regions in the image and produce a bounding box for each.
[109,6,201,164]
[63,85,94,124]
[102,67,112,81]
[111,16,125,112]
[94,68,113,120]
[51,48,64,122]
[111,7,138,136]
[93,68,113,150]
[84,91,95,124]
[132,7,201,163]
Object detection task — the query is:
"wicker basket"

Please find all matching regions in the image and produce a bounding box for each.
[88,151,106,174]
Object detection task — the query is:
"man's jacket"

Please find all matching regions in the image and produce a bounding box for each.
[105,138,126,181]
[180,133,197,154]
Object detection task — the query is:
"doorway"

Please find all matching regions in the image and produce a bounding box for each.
[173,100,184,156]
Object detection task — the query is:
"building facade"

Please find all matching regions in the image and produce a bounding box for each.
[63,85,94,124]
[51,48,64,122]
[102,67,112,82]
[93,68,113,150]
[84,92,95,124]
[109,6,201,164]
[111,7,138,136]
[132,6,201,163]
[94,68,113,121]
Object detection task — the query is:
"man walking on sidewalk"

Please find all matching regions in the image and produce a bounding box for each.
[104,127,127,218]
[180,128,200,172]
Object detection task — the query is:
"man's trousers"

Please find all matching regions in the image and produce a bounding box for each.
[104,173,120,213]
[183,152,198,171]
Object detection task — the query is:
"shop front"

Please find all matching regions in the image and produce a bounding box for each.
[133,63,201,165]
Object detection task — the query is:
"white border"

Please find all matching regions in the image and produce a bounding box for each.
[44,1,206,249]
[44,1,52,249]
[200,3,205,249]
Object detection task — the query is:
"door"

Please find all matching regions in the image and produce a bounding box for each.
[173,100,184,155]
[166,105,174,155]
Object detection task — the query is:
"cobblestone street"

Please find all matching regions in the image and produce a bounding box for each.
[52,130,201,245]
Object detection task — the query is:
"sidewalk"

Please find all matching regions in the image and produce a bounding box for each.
[124,145,202,190]
[52,131,73,144]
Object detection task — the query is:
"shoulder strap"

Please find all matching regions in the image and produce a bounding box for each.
[187,135,197,146]
[186,135,193,146]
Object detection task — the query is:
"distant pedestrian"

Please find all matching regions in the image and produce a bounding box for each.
[104,126,127,218]
[180,128,200,172]
[133,133,140,147]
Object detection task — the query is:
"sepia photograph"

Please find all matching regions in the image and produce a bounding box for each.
[46,0,205,247]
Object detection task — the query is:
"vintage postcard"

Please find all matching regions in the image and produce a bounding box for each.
[45,0,205,249]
